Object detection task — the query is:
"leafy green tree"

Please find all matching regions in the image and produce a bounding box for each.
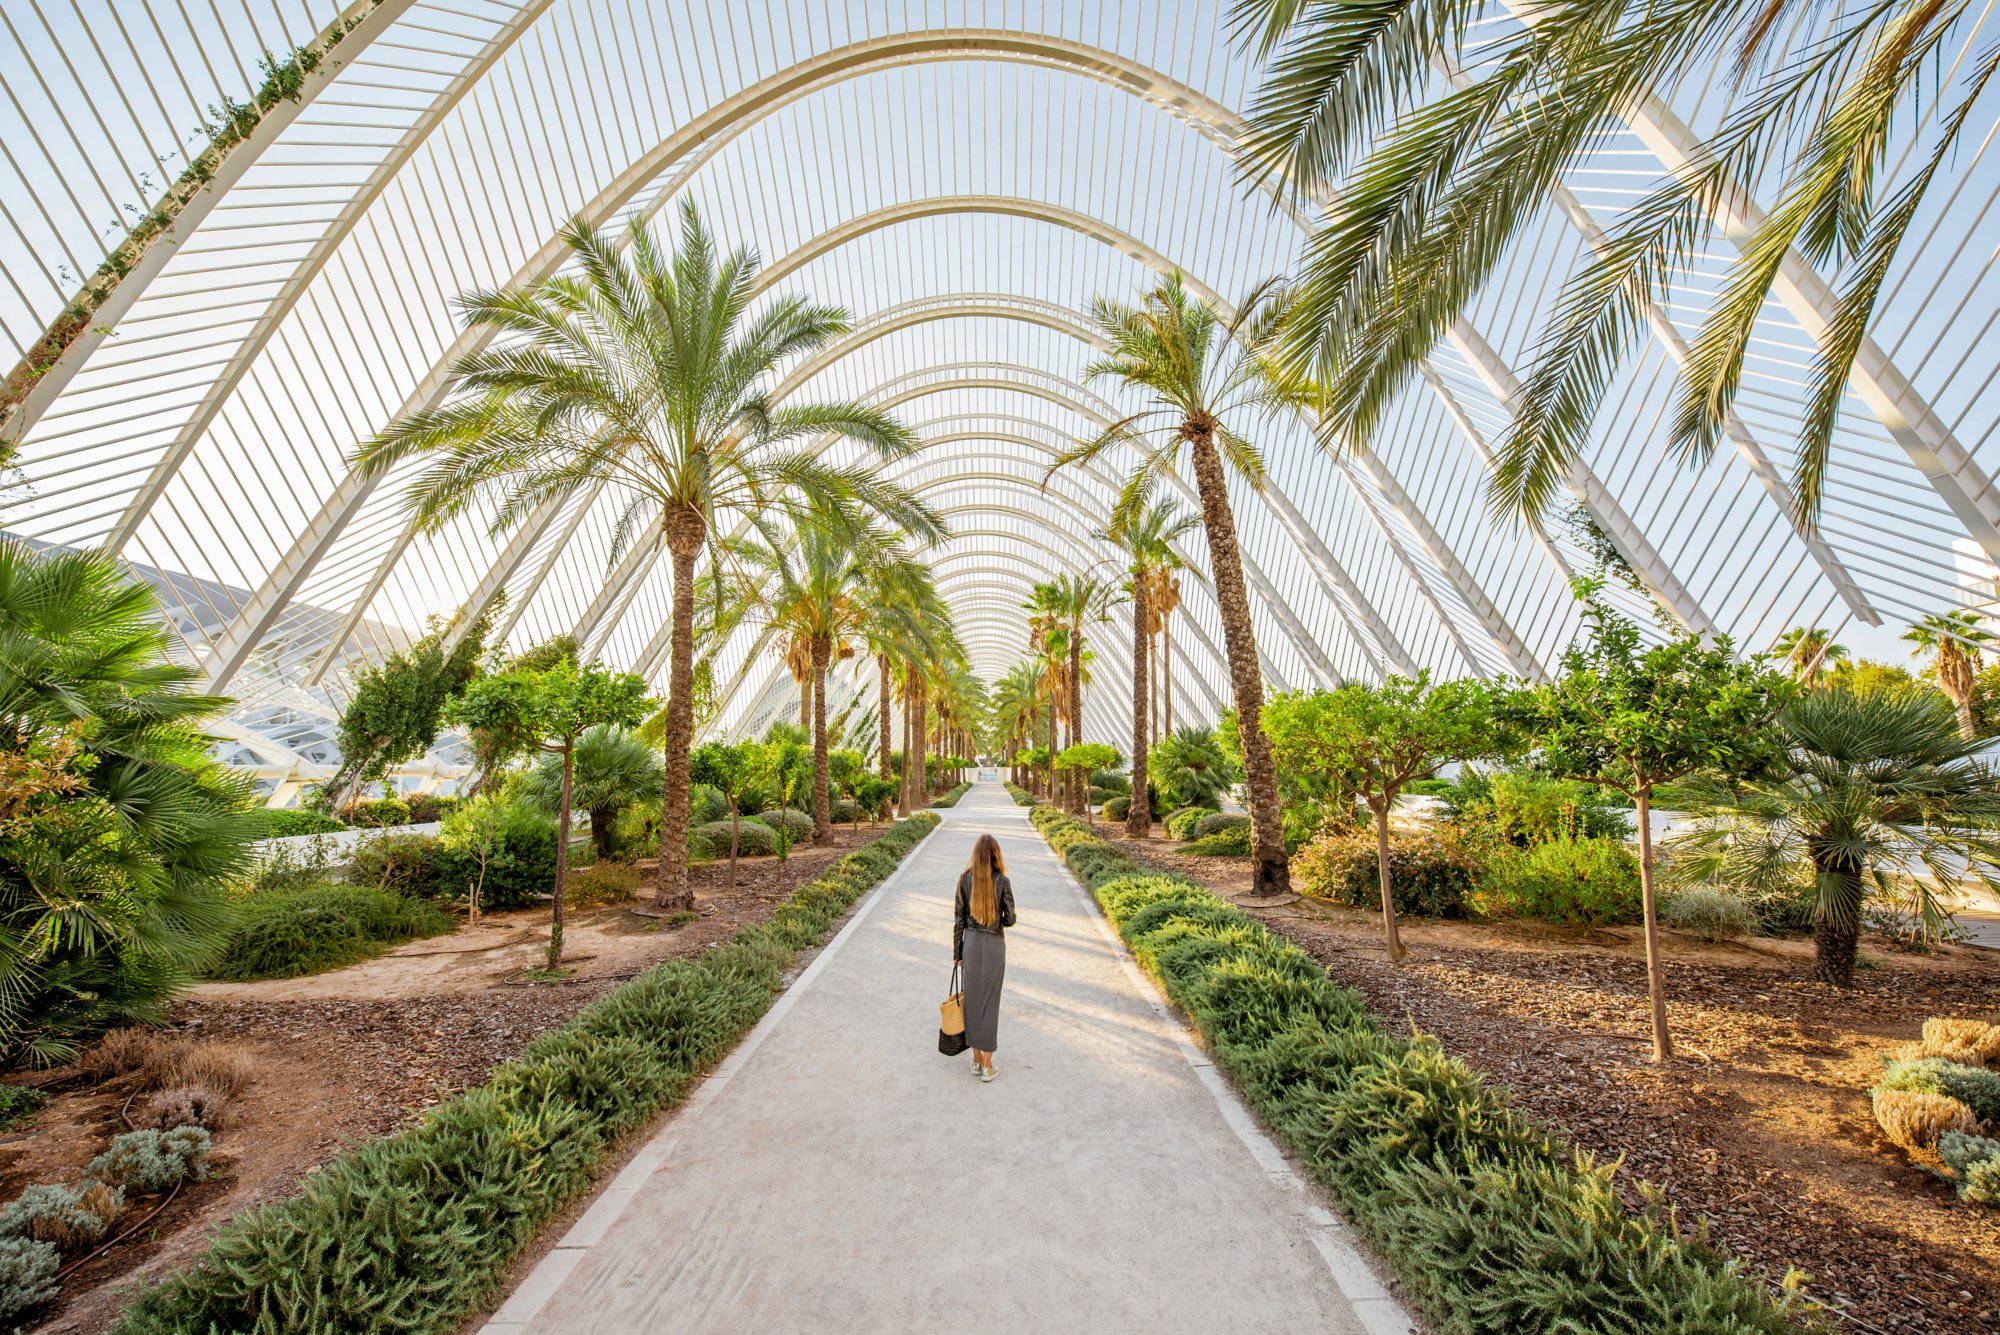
[1263,676,1504,960]
[749,732,810,862]
[524,726,662,860]
[1149,726,1238,810]
[450,661,650,968]
[1668,685,2000,986]
[1511,582,1792,1059]
[1055,274,1292,893]
[689,741,753,887]
[0,540,263,1064]
[327,603,494,807]
[1055,743,1120,826]
[357,202,940,915]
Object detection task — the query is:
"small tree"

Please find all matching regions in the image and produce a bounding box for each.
[750,734,810,862]
[1512,583,1792,1060]
[689,741,752,887]
[328,604,495,807]
[450,660,650,970]
[1264,675,1503,960]
[524,725,662,860]
[1055,743,1121,825]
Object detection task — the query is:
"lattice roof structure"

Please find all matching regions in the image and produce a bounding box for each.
[3,1,1996,776]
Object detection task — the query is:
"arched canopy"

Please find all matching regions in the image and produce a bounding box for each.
[3,3,1994,765]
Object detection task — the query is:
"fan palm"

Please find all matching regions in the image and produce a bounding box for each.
[1771,626,1850,685]
[0,540,261,1063]
[1667,685,2000,985]
[1150,726,1239,811]
[523,725,663,860]
[1904,609,1993,739]
[1054,275,1292,894]
[1235,0,2000,528]
[1107,499,1200,835]
[355,203,939,912]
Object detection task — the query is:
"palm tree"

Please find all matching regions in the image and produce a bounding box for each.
[0,540,261,1064]
[356,204,940,912]
[990,662,1040,786]
[1772,626,1850,685]
[1054,274,1292,895]
[1107,499,1199,836]
[523,724,663,860]
[1904,609,1993,740]
[1235,0,2000,528]
[1151,565,1185,743]
[1052,572,1116,813]
[859,559,950,783]
[1667,686,2000,985]
[1150,726,1239,812]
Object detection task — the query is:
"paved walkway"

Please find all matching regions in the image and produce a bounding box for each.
[485,782,1410,1334]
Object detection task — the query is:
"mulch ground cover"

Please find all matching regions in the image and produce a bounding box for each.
[1106,832,2000,1335]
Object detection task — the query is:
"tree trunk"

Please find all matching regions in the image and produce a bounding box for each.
[811,636,831,841]
[1069,642,1084,814]
[798,672,810,731]
[877,654,893,779]
[1635,784,1672,1061]
[914,682,929,803]
[1129,572,1151,838]
[550,738,574,971]
[1163,613,1174,737]
[1186,425,1289,896]
[1373,800,1404,962]
[590,804,616,860]
[897,685,912,817]
[1046,697,1057,799]
[651,513,701,913]
[1811,856,1865,986]
[728,798,740,889]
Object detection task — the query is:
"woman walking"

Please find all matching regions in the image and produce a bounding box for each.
[953,834,1017,1082]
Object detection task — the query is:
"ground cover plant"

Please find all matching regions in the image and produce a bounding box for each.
[930,782,971,808]
[104,813,939,1335]
[212,884,455,982]
[1029,804,1800,1335]
[1871,1017,2000,1206]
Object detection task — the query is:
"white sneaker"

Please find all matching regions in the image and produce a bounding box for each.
[979,1064,996,1083]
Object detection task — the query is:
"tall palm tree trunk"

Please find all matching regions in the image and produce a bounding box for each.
[914,681,929,802]
[1068,645,1084,813]
[1185,422,1290,897]
[1045,697,1057,798]
[1128,574,1151,837]
[810,636,831,841]
[1162,612,1175,736]
[652,513,701,913]
[897,682,912,817]
[877,654,893,779]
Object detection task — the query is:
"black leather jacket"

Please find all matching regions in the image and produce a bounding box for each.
[953,871,1017,962]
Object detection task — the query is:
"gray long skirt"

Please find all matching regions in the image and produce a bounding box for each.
[962,927,1006,1051]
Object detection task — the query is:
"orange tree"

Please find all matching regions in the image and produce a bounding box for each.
[1510,582,1791,1060]
[449,659,650,968]
[1263,674,1505,961]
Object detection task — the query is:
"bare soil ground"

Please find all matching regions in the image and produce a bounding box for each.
[1106,831,2000,1335]
[2,825,887,1334]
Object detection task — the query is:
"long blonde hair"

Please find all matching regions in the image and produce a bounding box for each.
[968,834,1005,927]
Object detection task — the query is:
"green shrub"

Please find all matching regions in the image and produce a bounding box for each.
[1744,882,1818,936]
[1442,769,1630,844]
[0,1235,59,1321]
[87,1127,211,1195]
[404,794,460,825]
[1661,887,1758,942]
[213,884,454,981]
[0,1182,122,1250]
[757,808,815,843]
[1092,771,1130,796]
[1164,807,1218,841]
[1880,1058,2000,1124]
[1941,1131,2000,1206]
[1024,805,1794,1334]
[929,783,970,809]
[346,833,440,898]
[0,1085,47,1133]
[830,797,862,825]
[691,819,777,859]
[689,784,730,826]
[349,797,413,829]
[1293,827,1484,918]
[1102,794,1131,821]
[1476,838,1642,926]
[1004,782,1036,806]
[432,800,559,909]
[258,809,345,837]
[106,816,938,1335]
[1189,812,1249,841]
[1181,824,1252,857]
[566,862,641,909]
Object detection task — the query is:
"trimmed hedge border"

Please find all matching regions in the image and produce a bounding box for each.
[108,814,941,1335]
[1027,805,1802,1335]
[1004,782,1036,806]
[929,782,971,808]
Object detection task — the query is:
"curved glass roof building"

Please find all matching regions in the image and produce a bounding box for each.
[3,1,1996,786]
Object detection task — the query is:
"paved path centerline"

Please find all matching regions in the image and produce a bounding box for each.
[484,783,1412,1334]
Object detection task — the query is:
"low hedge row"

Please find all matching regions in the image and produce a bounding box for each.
[109,813,941,1335]
[929,782,971,808]
[1028,805,1799,1335]
[1004,782,1036,807]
